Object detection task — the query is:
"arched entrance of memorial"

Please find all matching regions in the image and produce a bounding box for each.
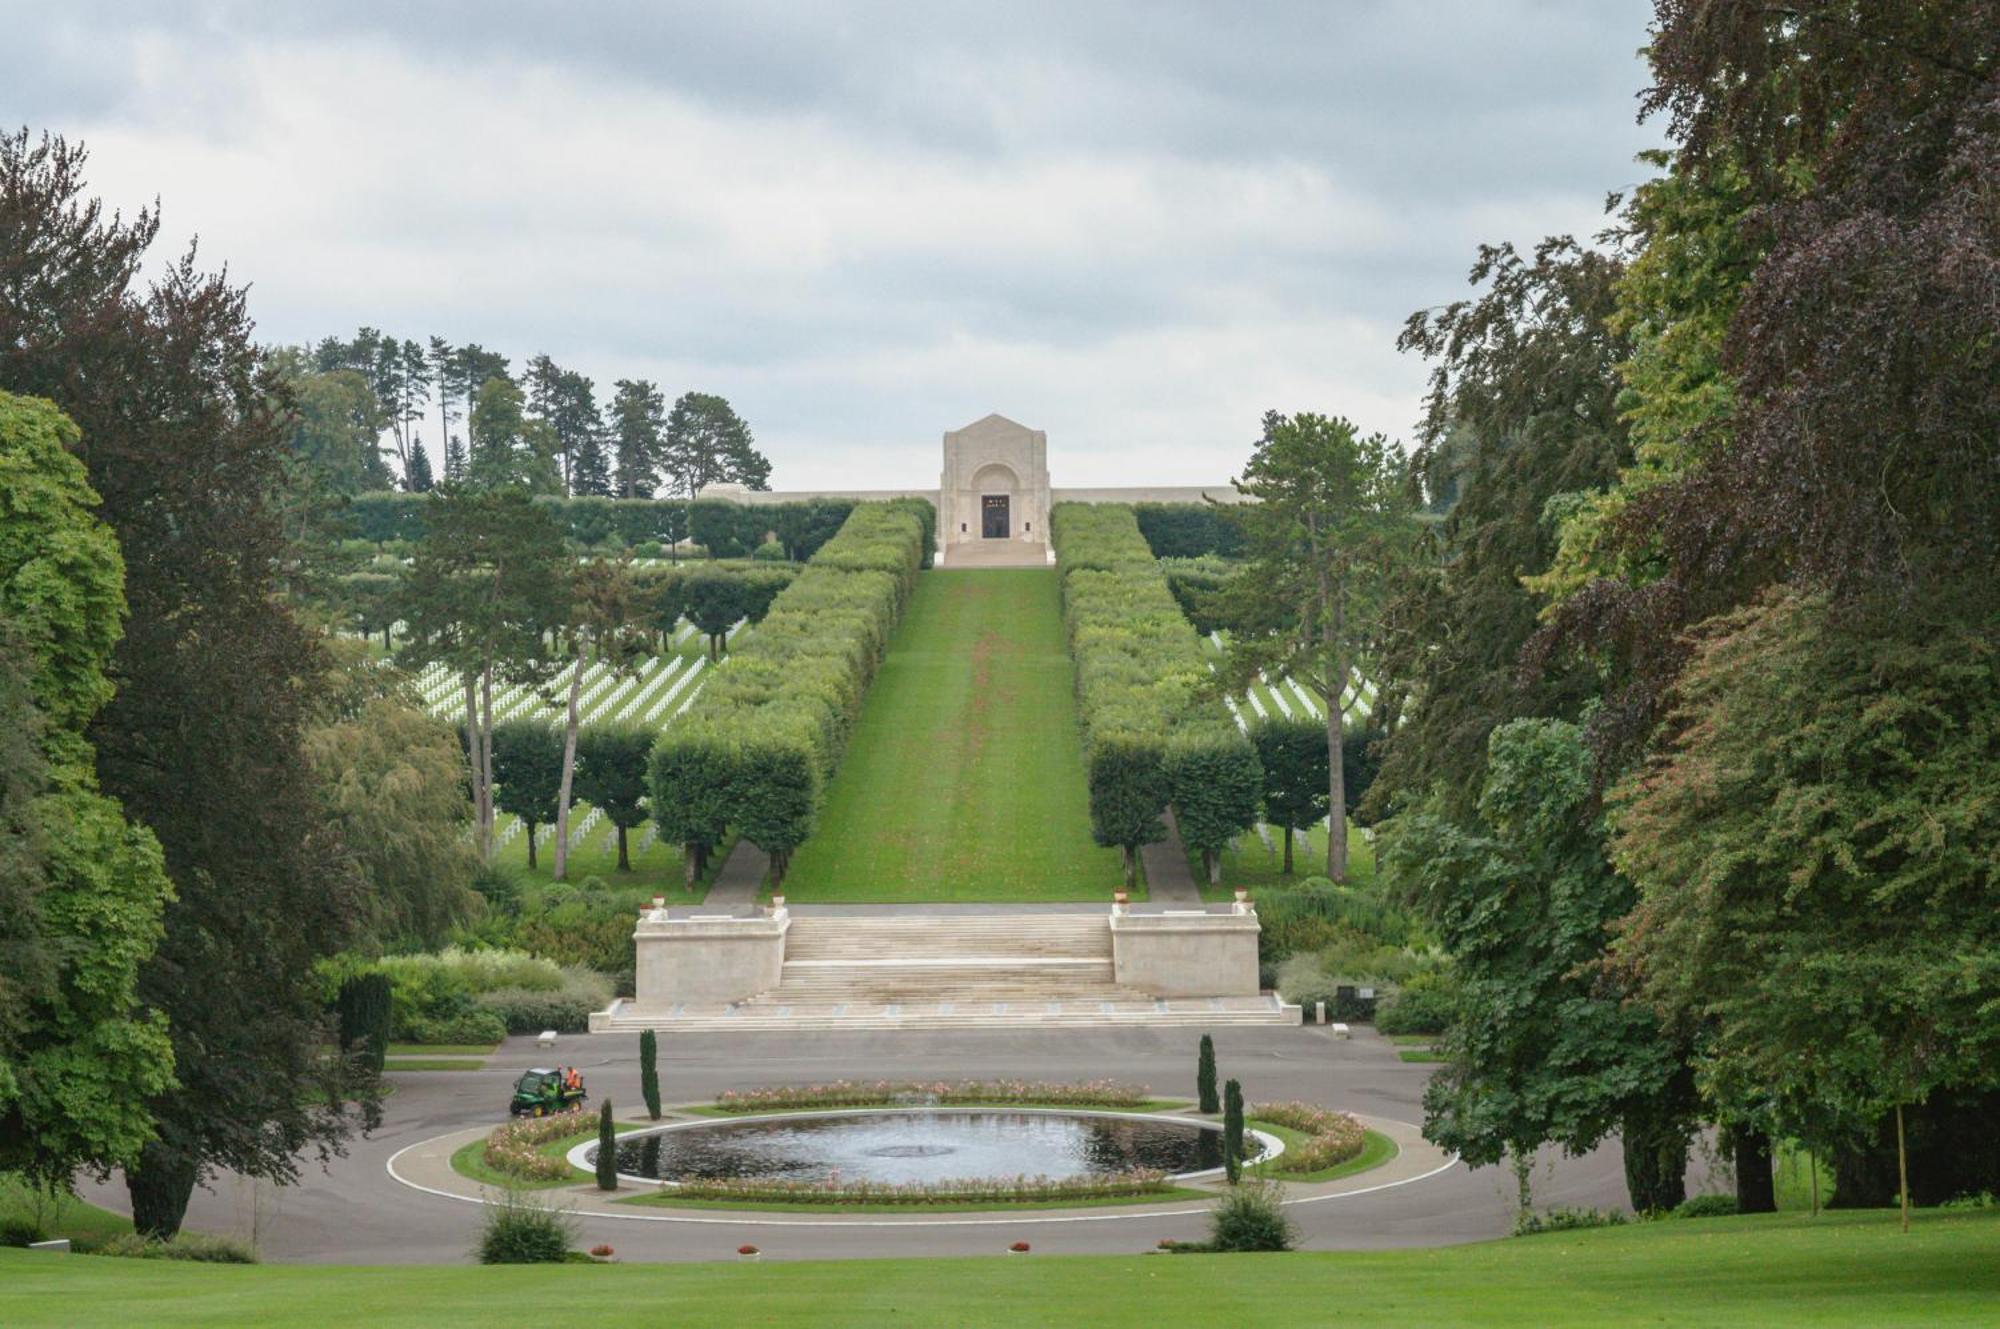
[972,462,1017,539]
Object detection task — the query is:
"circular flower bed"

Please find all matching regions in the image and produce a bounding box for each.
[1249,1102,1367,1172]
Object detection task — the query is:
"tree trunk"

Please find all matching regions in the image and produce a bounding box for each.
[1121,845,1137,890]
[617,824,630,871]
[1896,1103,1910,1234]
[1205,849,1220,886]
[553,642,585,881]
[525,822,539,869]
[1282,824,1294,875]
[127,1142,199,1240]
[684,842,699,887]
[480,664,497,855]
[462,675,486,861]
[1325,684,1347,882]
[1734,1128,1777,1213]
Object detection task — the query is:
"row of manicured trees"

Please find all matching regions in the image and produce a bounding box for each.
[1049,503,1259,888]
[649,502,929,885]
[487,720,659,872]
[1133,502,1246,559]
[633,563,799,659]
[346,490,859,561]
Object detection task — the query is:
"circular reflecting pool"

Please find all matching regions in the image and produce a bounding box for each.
[603,1110,1262,1185]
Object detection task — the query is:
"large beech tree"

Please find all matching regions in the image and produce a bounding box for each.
[0,132,373,1236]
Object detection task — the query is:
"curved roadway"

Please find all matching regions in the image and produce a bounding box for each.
[81,1025,1639,1263]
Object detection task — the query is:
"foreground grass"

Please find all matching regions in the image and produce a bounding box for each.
[782,569,1126,901]
[2,1210,1993,1327]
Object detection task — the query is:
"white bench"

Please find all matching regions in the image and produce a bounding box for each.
[1328,1022,1351,1040]
[536,1030,558,1048]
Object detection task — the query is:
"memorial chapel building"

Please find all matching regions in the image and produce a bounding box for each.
[706,412,1244,566]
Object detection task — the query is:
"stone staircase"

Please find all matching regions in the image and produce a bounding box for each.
[594,912,1298,1032]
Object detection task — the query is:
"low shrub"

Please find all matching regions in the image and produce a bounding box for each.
[1208,1183,1293,1252]
[1939,1191,1997,1211]
[405,1008,508,1047]
[1374,969,1456,1036]
[1673,1193,1740,1219]
[751,538,788,562]
[477,1190,576,1264]
[0,1217,46,1248]
[1513,1206,1629,1236]
[92,1232,259,1263]
[1250,1103,1368,1173]
[475,968,612,1035]
[714,1079,1150,1112]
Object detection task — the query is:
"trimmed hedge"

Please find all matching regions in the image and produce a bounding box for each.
[1134,502,1245,559]
[650,501,931,882]
[344,491,863,563]
[1049,504,1259,885]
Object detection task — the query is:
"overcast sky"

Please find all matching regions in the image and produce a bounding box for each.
[5,1,1663,488]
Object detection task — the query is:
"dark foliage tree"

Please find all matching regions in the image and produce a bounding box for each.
[1250,716,1329,876]
[334,974,392,1074]
[468,377,560,494]
[1388,719,1692,1213]
[610,378,666,499]
[551,557,646,880]
[403,435,434,492]
[595,1099,617,1191]
[663,391,767,498]
[1222,1079,1245,1184]
[1374,238,1630,815]
[398,485,569,859]
[638,1030,661,1121]
[0,131,374,1236]
[1219,412,1419,880]
[570,424,612,498]
[576,724,655,872]
[491,719,564,870]
[1196,1035,1219,1114]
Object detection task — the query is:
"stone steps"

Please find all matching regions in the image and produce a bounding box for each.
[783,916,1110,961]
[595,993,1296,1032]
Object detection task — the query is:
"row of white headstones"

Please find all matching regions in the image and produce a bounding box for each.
[1203,631,1379,858]
[403,616,747,863]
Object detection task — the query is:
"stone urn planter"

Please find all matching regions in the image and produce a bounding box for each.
[1008,1241,1031,1255]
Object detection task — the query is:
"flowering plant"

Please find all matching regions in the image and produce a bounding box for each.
[1010,1241,1031,1252]
[738,1244,760,1255]
[1250,1102,1367,1172]
[675,1169,1169,1206]
[715,1079,1149,1112]
[481,1109,590,1181]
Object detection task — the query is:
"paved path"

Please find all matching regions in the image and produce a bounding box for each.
[80,1024,1681,1264]
[682,839,768,916]
[1139,809,1204,906]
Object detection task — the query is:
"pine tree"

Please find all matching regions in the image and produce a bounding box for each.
[443,433,468,481]
[639,1030,661,1120]
[570,424,611,497]
[610,378,665,498]
[1197,1034,1219,1114]
[404,435,435,492]
[427,336,458,456]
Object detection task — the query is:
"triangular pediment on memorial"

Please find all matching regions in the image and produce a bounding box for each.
[953,412,1034,437]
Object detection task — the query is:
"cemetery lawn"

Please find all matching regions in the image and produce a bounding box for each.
[782,570,1126,901]
[3,1209,1995,1327]
[1201,818,1377,900]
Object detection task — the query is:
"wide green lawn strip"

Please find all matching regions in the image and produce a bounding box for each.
[2,1210,1994,1327]
[782,569,1126,901]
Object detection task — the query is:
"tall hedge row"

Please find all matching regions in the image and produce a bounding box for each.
[1050,504,1260,886]
[649,501,930,883]
[344,491,864,561]
[1133,502,1246,559]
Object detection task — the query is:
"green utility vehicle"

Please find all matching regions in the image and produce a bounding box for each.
[509,1067,587,1117]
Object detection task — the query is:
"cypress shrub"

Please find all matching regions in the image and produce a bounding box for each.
[1197,1034,1219,1114]
[1223,1079,1245,1184]
[334,973,391,1073]
[639,1029,661,1120]
[595,1100,618,1192]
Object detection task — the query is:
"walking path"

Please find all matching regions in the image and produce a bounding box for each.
[683,839,768,916]
[1138,810,1204,906]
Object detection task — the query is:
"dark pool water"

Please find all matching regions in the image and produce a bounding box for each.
[606,1110,1256,1184]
